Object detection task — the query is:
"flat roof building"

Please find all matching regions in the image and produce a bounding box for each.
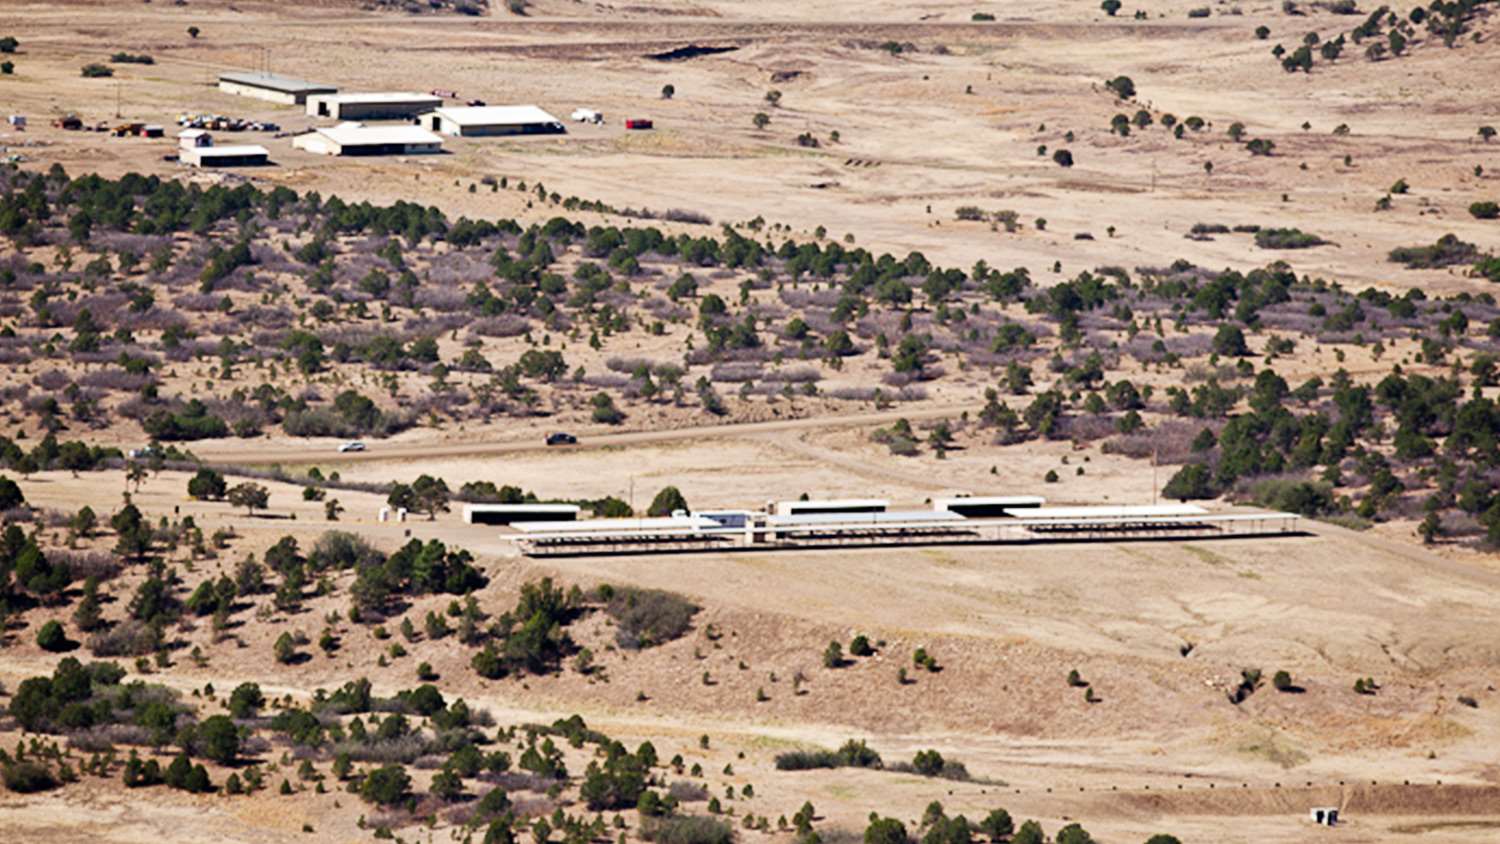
[306,92,444,121]
[291,123,443,156]
[177,129,268,167]
[934,496,1046,518]
[422,105,565,137]
[1007,504,1208,519]
[462,503,579,526]
[218,71,338,106]
[773,498,888,516]
[181,144,270,168]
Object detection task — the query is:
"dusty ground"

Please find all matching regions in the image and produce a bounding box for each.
[3,1,1500,841]
[6,433,1500,842]
[1,1,1497,293]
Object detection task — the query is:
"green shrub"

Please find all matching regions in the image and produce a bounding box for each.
[3,760,59,793]
[1254,228,1327,249]
[360,764,412,805]
[0,475,26,510]
[647,486,688,517]
[36,620,69,652]
[1388,234,1479,268]
[640,816,733,844]
[1470,201,1499,220]
[1163,463,1216,500]
[80,63,113,78]
[187,468,227,500]
[865,816,909,844]
[1244,477,1335,517]
[606,587,699,649]
[1104,75,1135,99]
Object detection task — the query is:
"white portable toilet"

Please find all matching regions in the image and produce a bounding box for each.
[396,507,408,522]
[378,506,390,523]
[1309,807,1339,826]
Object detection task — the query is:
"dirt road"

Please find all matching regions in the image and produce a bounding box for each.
[189,403,974,466]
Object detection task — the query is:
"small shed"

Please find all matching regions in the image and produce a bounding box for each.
[422,105,565,137]
[306,92,443,121]
[178,128,212,149]
[218,71,338,106]
[6,115,25,129]
[292,122,443,156]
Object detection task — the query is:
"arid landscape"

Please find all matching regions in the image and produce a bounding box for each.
[1,0,1499,842]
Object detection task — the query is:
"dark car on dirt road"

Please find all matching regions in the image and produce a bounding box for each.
[545,432,577,446]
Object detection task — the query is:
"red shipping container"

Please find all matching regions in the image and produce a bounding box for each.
[625,119,653,130]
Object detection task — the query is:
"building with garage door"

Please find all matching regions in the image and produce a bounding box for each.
[218,71,337,106]
[177,129,269,168]
[292,123,443,156]
[422,105,565,137]
[306,92,444,121]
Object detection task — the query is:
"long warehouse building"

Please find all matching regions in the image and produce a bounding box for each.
[218,71,338,106]
[292,123,443,156]
[503,496,1304,557]
[423,105,566,137]
[306,92,444,121]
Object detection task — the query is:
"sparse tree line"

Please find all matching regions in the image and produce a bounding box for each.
[3,162,1500,545]
[0,651,1182,844]
[1263,0,1493,72]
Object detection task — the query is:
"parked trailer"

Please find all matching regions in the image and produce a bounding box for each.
[625,119,653,130]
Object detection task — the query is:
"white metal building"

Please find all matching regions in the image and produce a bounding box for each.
[306,92,444,121]
[462,503,579,525]
[177,129,268,168]
[291,123,443,156]
[218,71,337,106]
[422,105,566,137]
[773,498,888,516]
[499,493,1300,557]
[933,496,1046,517]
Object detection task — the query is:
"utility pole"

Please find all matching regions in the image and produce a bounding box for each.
[1152,446,1159,505]
[115,81,121,119]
